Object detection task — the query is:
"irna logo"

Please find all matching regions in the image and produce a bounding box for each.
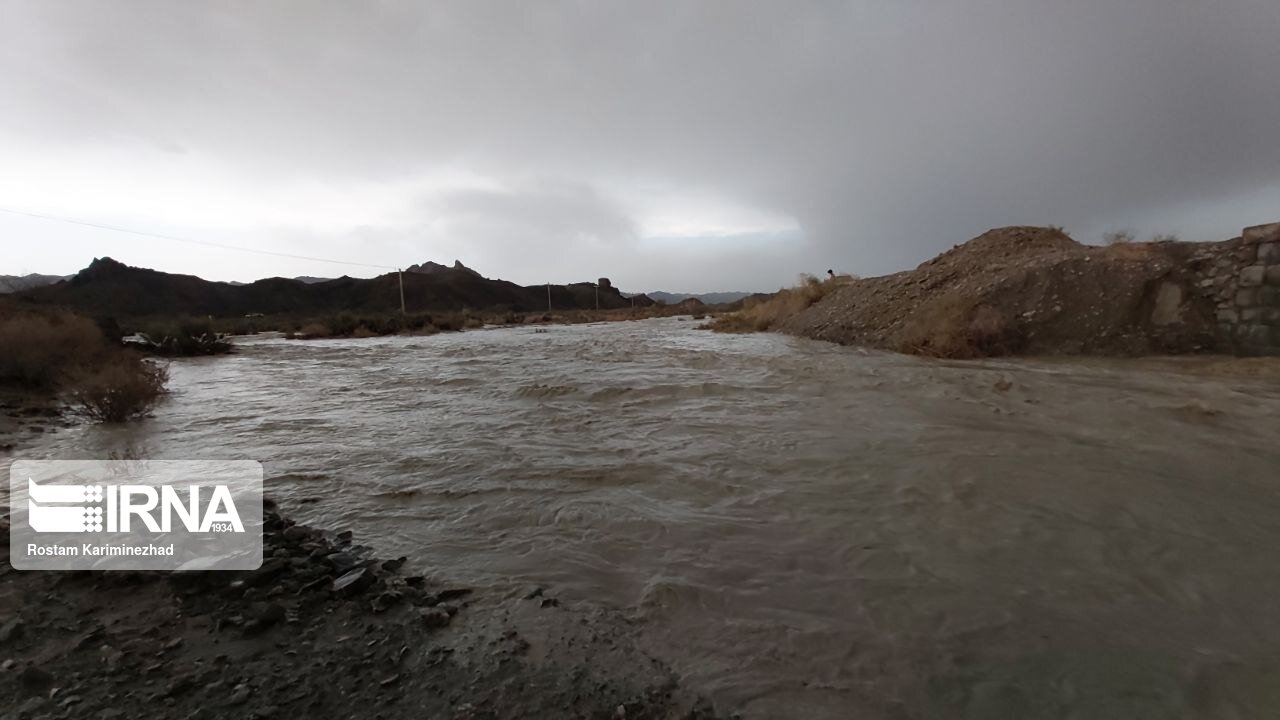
[12,459,263,571]
[26,478,245,533]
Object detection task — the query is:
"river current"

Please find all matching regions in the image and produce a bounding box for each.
[14,317,1280,718]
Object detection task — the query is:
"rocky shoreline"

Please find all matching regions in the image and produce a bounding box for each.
[0,500,722,720]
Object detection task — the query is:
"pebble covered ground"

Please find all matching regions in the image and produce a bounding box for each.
[0,500,723,720]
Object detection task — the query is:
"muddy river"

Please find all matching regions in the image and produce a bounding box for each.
[12,318,1280,718]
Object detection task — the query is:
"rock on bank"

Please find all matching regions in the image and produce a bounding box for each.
[0,503,721,720]
[778,224,1280,357]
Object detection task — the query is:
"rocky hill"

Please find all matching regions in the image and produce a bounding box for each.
[405,259,482,277]
[14,258,653,321]
[773,224,1280,357]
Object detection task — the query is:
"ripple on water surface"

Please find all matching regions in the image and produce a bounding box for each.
[15,318,1280,719]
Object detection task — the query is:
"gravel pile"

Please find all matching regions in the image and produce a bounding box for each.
[779,226,1220,356]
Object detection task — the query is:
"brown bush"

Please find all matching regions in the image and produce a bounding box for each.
[135,318,233,356]
[71,352,169,422]
[1101,241,1157,261]
[433,314,465,332]
[893,300,1023,358]
[298,323,332,338]
[0,310,105,388]
[1104,230,1135,245]
[707,274,852,333]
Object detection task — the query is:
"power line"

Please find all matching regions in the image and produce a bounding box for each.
[0,206,397,270]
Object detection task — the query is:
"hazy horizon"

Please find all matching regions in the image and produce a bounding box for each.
[3,1,1279,289]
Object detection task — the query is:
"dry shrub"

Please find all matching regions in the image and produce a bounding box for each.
[967,305,1013,354]
[0,307,170,422]
[136,318,232,355]
[0,310,105,388]
[299,323,331,338]
[894,300,1022,358]
[71,352,169,422]
[290,311,472,338]
[1101,242,1157,261]
[708,274,851,333]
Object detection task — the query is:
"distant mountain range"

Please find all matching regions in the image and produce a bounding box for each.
[0,273,68,293]
[5,267,755,310]
[9,258,654,319]
[7,272,339,291]
[626,291,753,305]
[226,275,334,286]
[216,262,484,287]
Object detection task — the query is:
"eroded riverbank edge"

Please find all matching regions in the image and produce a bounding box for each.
[0,499,724,720]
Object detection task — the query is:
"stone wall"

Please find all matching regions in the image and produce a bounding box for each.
[1195,223,1280,356]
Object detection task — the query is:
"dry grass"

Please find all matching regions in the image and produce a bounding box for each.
[0,310,105,388]
[1101,241,1158,262]
[893,298,1023,358]
[71,353,169,422]
[706,274,854,333]
[1104,230,1135,245]
[298,322,332,338]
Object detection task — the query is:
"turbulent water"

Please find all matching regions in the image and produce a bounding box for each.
[16,318,1280,718]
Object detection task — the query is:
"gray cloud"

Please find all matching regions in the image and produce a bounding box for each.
[434,181,638,249]
[2,0,1278,290]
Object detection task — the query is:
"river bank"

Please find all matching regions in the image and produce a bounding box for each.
[0,499,721,720]
[0,392,77,456]
[714,224,1280,359]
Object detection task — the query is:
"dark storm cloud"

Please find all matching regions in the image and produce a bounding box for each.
[1,0,1278,288]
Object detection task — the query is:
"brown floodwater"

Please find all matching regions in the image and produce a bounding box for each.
[11,318,1280,718]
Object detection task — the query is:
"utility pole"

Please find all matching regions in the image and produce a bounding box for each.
[398,269,406,314]
[594,283,599,311]
[546,282,552,312]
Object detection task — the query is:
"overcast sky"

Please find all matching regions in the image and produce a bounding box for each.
[2,1,1278,292]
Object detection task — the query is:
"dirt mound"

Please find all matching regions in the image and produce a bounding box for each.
[777,226,1220,357]
[921,225,1082,270]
